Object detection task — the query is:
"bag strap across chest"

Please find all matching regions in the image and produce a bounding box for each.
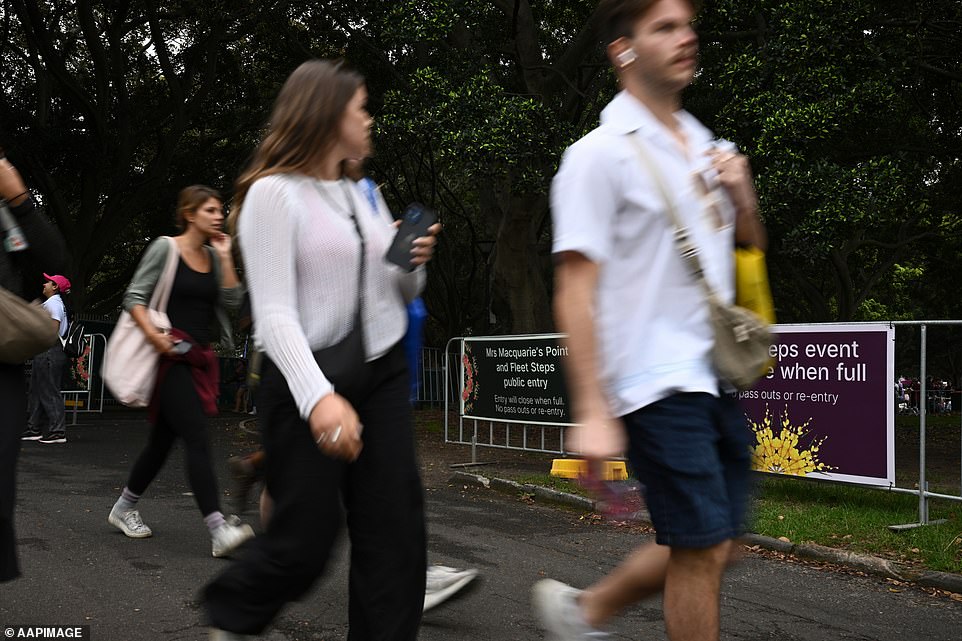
[626,132,721,306]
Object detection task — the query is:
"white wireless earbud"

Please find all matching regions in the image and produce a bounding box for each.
[616,49,637,67]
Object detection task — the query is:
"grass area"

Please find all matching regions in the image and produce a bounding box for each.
[896,413,962,430]
[435,409,962,574]
[894,412,960,493]
[501,470,962,574]
[514,473,589,497]
[752,476,962,574]
[413,415,444,434]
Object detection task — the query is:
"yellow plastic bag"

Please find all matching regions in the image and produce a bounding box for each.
[735,246,775,324]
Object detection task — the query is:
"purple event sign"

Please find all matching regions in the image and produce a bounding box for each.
[738,324,894,487]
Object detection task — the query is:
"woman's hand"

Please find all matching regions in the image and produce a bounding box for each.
[210,232,232,257]
[210,232,241,288]
[148,330,175,354]
[309,392,363,461]
[409,222,441,268]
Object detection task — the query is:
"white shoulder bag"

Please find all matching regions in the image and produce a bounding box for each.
[102,237,180,407]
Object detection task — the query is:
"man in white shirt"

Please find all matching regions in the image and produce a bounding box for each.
[534,1,766,640]
[22,273,70,444]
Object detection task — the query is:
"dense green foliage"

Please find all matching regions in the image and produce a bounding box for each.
[1,2,959,360]
[695,0,962,325]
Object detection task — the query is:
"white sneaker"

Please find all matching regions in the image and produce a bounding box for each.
[211,521,254,558]
[532,579,610,640]
[209,629,248,640]
[108,506,153,538]
[423,565,479,612]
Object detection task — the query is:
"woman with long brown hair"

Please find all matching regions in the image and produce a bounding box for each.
[107,185,254,558]
[204,60,438,639]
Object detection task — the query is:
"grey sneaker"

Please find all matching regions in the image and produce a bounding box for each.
[211,521,254,558]
[108,506,153,538]
[21,430,42,441]
[532,579,610,640]
[38,432,66,444]
[423,565,479,612]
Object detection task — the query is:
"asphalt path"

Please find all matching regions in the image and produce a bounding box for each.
[1,412,960,640]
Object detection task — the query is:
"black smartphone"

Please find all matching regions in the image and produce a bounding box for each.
[385,203,437,271]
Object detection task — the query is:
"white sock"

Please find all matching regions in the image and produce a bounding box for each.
[115,487,140,512]
[205,511,226,533]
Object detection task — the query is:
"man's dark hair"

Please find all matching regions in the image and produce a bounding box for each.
[597,0,698,46]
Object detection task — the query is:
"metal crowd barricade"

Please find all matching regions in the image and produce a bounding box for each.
[60,332,107,425]
[888,321,962,530]
[442,337,570,467]
[413,346,446,407]
[440,325,962,530]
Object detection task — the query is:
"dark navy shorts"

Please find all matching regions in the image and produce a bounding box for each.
[623,392,752,549]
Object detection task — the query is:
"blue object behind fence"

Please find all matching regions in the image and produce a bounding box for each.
[359,177,427,401]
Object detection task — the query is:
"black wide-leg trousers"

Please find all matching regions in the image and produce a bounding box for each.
[204,342,426,639]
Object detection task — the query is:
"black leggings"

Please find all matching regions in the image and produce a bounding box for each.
[126,363,221,516]
[0,362,26,581]
[204,343,426,638]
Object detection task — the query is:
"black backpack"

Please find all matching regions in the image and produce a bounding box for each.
[61,318,87,358]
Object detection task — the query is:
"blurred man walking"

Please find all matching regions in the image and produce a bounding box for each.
[534,1,766,639]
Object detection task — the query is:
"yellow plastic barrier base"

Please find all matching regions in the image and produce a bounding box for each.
[550,458,628,481]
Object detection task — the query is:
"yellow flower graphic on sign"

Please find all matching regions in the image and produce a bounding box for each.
[748,404,835,476]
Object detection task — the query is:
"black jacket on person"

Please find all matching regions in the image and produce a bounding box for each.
[0,196,67,298]
[1,194,66,583]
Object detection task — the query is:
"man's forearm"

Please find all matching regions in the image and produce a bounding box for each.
[559,313,608,420]
[554,257,609,421]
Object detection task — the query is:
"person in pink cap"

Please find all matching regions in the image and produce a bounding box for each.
[22,272,72,444]
[43,273,71,297]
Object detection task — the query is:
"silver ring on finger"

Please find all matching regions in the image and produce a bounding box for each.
[331,425,342,443]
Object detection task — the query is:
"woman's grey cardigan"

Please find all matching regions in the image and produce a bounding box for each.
[123,236,244,350]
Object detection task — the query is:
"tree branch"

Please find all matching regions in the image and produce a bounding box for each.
[544,4,605,102]
[144,4,183,103]
[14,0,104,136]
[77,0,110,106]
[910,60,962,83]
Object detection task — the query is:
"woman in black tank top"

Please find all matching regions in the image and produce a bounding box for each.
[107,186,255,559]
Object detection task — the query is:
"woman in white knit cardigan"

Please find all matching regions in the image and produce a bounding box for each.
[204,60,439,640]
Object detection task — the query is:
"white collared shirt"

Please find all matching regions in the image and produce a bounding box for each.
[551,91,736,417]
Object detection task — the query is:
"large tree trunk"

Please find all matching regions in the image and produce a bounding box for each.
[481,179,551,334]
[492,208,551,333]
